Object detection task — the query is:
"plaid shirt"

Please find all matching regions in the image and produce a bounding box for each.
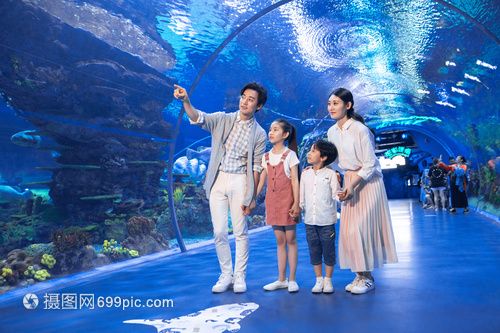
[190,110,266,204]
[219,112,254,173]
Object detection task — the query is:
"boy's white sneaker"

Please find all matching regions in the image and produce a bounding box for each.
[311,277,324,294]
[351,277,375,294]
[263,279,289,291]
[322,278,334,294]
[212,273,233,293]
[288,280,299,293]
[233,273,247,293]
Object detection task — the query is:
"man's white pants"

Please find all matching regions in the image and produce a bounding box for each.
[209,172,249,277]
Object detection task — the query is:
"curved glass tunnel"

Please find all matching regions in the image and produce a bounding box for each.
[0,0,498,332]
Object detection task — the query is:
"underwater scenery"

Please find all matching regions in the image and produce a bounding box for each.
[0,0,498,332]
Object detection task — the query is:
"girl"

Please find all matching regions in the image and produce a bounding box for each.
[326,88,398,295]
[256,119,301,293]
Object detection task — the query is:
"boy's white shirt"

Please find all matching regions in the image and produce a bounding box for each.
[300,167,340,226]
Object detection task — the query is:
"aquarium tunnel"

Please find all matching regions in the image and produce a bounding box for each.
[0,1,498,332]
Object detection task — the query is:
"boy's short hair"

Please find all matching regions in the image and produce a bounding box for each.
[313,139,338,166]
[240,82,267,107]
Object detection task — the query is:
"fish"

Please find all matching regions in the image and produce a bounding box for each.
[417,89,430,94]
[435,101,456,108]
[301,118,333,126]
[464,73,481,83]
[451,87,470,96]
[10,130,42,148]
[476,60,497,70]
[374,116,442,129]
[464,73,489,89]
[10,130,71,152]
[0,185,33,203]
[124,302,259,333]
[186,147,211,165]
[445,61,457,67]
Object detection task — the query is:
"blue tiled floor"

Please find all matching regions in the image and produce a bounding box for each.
[1,199,499,333]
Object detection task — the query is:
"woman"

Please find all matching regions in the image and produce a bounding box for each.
[440,156,469,213]
[326,88,398,295]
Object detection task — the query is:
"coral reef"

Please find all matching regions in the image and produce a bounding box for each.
[100,239,139,261]
[41,254,56,269]
[121,216,169,255]
[34,269,50,281]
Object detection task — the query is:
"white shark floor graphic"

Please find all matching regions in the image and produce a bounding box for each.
[124,302,259,333]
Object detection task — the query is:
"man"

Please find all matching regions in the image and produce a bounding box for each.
[173,82,267,293]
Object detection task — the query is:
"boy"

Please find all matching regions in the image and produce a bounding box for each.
[300,139,339,294]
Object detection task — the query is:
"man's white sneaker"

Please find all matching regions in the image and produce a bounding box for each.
[263,279,288,291]
[322,278,334,294]
[311,277,324,294]
[212,273,233,293]
[288,280,299,293]
[345,275,362,292]
[233,273,247,293]
[351,277,375,294]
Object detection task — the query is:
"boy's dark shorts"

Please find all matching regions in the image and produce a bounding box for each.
[305,224,336,266]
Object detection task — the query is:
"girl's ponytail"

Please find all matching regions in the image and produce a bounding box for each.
[273,119,298,155]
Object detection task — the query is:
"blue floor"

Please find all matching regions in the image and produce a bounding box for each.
[1,199,499,333]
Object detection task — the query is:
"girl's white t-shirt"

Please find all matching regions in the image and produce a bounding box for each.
[261,148,300,178]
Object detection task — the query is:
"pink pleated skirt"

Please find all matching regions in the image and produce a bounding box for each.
[339,172,398,272]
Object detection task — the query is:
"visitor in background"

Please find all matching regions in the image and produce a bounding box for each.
[428,157,448,211]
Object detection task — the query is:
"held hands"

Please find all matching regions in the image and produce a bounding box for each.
[337,186,354,201]
[289,203,301,220]
[241,199,257,216]
[173,84,189,102]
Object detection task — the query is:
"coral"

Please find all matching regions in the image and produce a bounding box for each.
[104,217,127,242]
[173,187,186,205]
[41,254,56,269]
[171,187,213,237]
[126,216,155,236]
[0,266,18,286]
[23,265,36,278]
[24,243,53,258]
[52,229,91,253]
[34,269,51,281]
[122,216,168,255]
[162,187,187,206]
[1,267,13,278]
[1,220,36,251]
[100,239,140,261]
[54,245,102,274]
